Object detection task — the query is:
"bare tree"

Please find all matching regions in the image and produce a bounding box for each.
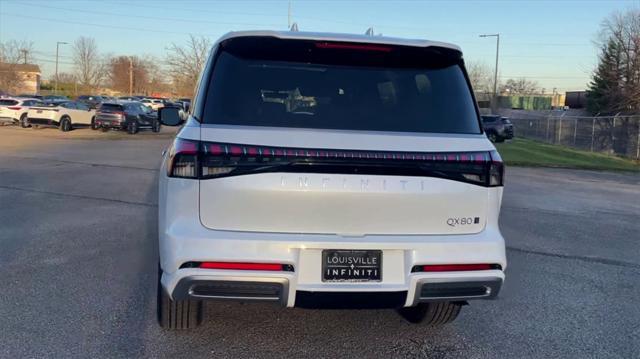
[599,9,640,112]
[500,78,539,95]
[72,36,106,91]
[0,40,35,64]
[51,72,76,84]
[165,35,211,97]
[588,8,639,115]
[0,40,36,93]
[466,60,496,95]
[109,56,150,94]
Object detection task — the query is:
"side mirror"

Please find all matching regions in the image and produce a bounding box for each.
[158,106,183,126]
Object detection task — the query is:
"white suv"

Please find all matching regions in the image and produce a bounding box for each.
[0,98,42,126]
[157,31,506,330]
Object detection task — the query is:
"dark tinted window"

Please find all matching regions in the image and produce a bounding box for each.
[482,115,500,123]
[99,103,124,112]
[0,99,19,106]
[203,38,480,134]
[76,102,90,110]
[61,102,76,109]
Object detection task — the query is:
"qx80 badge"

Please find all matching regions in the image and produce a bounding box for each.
[447,217,481,227]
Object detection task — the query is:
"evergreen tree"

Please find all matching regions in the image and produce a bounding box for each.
[587,9,639,115]
[587,39,624,115]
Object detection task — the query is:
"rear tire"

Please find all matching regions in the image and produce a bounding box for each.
[60,116,72,132]
[91,117,98,130]
[157,266,203,330]
[20,114,30,128]
[397,302,462,325]
[127,121,138,134]
[152,120,161,133]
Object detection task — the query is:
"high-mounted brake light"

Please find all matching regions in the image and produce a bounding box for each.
[412,264,501,272]
[315,42,392,52]
[166,139,505,187]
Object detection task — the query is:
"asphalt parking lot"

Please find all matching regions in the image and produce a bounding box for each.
[1,126,639,358]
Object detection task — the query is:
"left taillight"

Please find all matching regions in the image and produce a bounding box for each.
[166,138,199,179]
[7,106,22,110]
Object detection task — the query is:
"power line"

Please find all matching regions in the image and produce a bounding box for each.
[32,57,74,65]
[13,2,283,28]
[9,1,598,44]
[32,50,73,59]
[0,12,219,36]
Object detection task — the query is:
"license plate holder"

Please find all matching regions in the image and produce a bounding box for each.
[322,250,382,282]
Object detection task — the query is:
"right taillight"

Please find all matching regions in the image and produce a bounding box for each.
[489,150,504,187]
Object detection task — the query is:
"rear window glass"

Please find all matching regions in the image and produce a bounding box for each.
[0,99,18,106]
[99,104,123,111]
[202,38,480,134]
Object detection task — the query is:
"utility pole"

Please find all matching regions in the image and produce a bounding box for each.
[479,34,500,112]
[55,41,68,95]
[129,57,133,97]
[20,49,28,64]
[287,1,291,28]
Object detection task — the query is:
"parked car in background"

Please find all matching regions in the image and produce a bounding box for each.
[17,94,44,100]
[77,95,106,109]
[26,101,96,132]
[481,115,514,142]
[94,101,160,134]
[178,98,191,112]
[141,98,165,111]
[0,98,42,126]
[41,95,68,102]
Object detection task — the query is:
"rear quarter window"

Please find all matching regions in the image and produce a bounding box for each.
[98,104,123,111]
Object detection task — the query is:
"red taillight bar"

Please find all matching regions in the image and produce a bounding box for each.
[168,138,504,187]
[200,141,491,164]
[7,106,22,110]
[315,42,392,52]
[414,264,501,272]
[199,262,287,271]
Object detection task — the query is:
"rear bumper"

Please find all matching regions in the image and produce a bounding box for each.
[163,268,504,308]
[96,120,125,129]
[29,118,59,127]
[159,177,507,308]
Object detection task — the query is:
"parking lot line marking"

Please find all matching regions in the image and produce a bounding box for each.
[0,185,157,208]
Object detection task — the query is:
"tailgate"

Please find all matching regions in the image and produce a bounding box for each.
[198,126,493,236]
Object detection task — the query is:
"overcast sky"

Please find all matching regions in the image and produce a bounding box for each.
[1,0,637,92]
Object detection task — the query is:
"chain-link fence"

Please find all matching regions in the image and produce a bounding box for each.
[508,114,640,159]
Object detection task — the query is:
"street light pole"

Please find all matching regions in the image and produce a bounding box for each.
[55,41,68,95]
[129,57,133,97]
[479,33,500,112]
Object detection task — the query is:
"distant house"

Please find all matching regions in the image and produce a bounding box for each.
[0,63,41,95]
